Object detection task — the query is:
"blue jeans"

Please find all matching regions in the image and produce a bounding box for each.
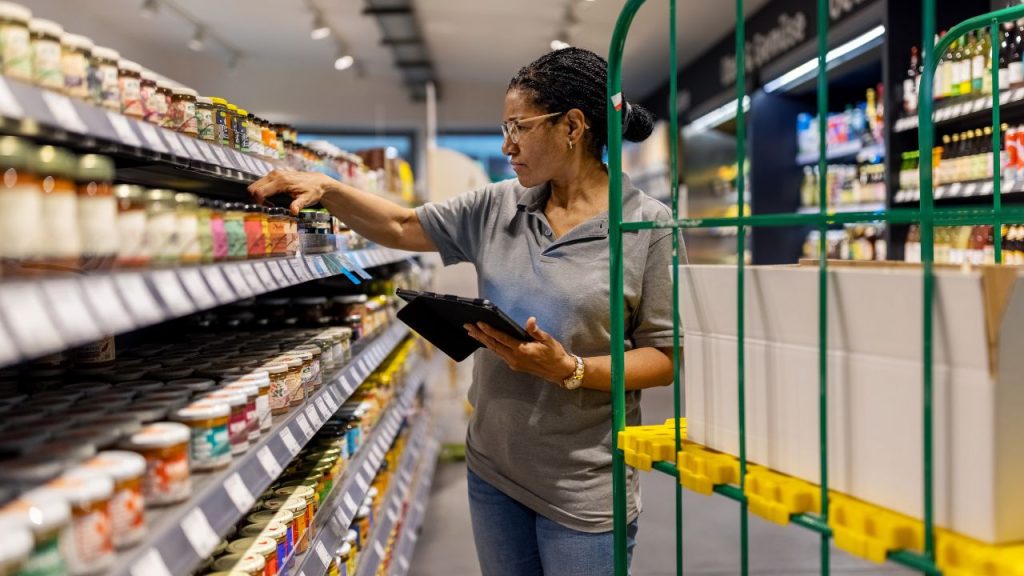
[467,468,639,576]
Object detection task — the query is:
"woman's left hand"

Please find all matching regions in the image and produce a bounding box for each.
[465,317,576,384]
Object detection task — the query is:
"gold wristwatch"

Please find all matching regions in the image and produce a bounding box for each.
[561,354,584,390]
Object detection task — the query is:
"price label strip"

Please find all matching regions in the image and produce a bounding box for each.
[163,130,189,158]
[40,279,103,345]
[178,268,218,309]
[343,492,358,515]
[136,121,170,154]
[130,549,173,576]
[41,91,88,133]
[196,141,220,165]
[149,269,195,316]
[305,405,323,428]
[257,446,283,479]
[222,265,254,298]
[315,541,331,567]
[296,414,314,439]
[355,473,369,492]
[290,258,311,282]
[340,253,372,280]
[280,427,302,455]
[239,263,265,293]
[223,473,255,513]
[0,282,64,358]
[212,144,232,168]
[81,276,135,334]
[0,76,23,118]
[114,273,165,325]
[253,262,278,289]
[180,508,220,558]
[106,111,142,147]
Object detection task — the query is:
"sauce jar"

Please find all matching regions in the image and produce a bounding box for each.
[261,119,276,158]
[38,469,115,575]
[155,80,172,129]
[246,112,262,156]
[113,184,149,268]
[0,2,32,82]
[246,511,292,557]
[196,197,213,263]
[282,350,316,399]
[60,33,92,101]
[124,422,191,506]
[196,96,216,142]
[209,199,228,261]
[224,202,248,260]
[33,145,80,269]
[273,485,315,531]
[244,204,267,259]
[235,107,251,152]
[272,355,304,406]
[0,136,41,273]
[0,491,69,576]
[248,536,279,576]
[261,363,290,416]
[204,390,249,455]
[117,59,143,118]
[76,154,117,270]
[290,344,323,390]
[226,373,271,432]
[175,192,200,264]
[145,189,179,266]
[171,87,197,136]
[265,498,309,553]
[140,71,158,124]
[28,18,62,91]
[222,381,260,442]
[213,553,264,576]
[174,400,231,471]
[82,450,147,548]
[211,97,230,146]
[260,206,272,258]
[267,207,287,256]
[225,103,240,150]
[90,46,120,112]
[0,526,34,576]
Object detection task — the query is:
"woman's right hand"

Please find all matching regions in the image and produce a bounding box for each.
[248,170,336,215]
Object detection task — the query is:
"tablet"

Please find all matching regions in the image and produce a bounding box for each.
[395,288,532,361]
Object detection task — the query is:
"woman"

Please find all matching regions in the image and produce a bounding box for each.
[250,47,676,576]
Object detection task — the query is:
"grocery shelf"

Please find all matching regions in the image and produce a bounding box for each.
[108,322,410,576]
[893,86,1024,133]
[795,141,884,165]
[893,179,1022,204]
[287,352,443,576]
[796,202,886,214]
[0,246,416,369]
[387,434,442,576]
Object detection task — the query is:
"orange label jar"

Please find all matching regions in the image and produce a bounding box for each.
[273,486,315,538]
[38,469,115,574]
[82,451,147,549]
[124,423,191,506]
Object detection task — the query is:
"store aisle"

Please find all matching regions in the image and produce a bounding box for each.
[409,385,915,575]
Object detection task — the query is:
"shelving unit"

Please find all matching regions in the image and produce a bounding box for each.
[795,141,884,166]
[893,87,1024,133]
[386,436,441,576]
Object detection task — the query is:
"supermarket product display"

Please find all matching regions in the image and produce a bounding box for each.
[795,87,885,164]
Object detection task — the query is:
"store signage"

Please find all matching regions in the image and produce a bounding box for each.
[720,11,808,87]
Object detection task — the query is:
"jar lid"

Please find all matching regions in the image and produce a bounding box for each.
[282,495,307,513]
[173,87,198,97]
[60,32,94,51]
[290,344,322,357]
[84,450,146,481]
[222,382,258,397]
[173,192,199,208]
[0,526,32,567]
[227,103,238,111]
[0,135,34,170]
[332,294,368,304]
[0,2,31,23]
[113,183,144,202]
[259,363,288,375]
[226,537,257,555]
[76,154,115,183]
[237,109,248,116]
[274,485,314,502]
[283,350,312,362]
[145,188,177,203]
[339,542,352,556]
[250,536,277,556]
[258,521,287,540]
[156,80,173,90]
[0,491,70,533]
[42,468,114,504]
[166,378,216,392]
[213,553,264,573]
[117,59,142,74]
[197,96,212,105]
[141,70,157,82]
[121,402,172,423]
[126,422,189,448]
[205,390,246,408]
[92,46,120,61]
[0,458,62,486]
[345,529,357,543]
[32,145,75,179]
[261,498,287,512]
[210,97,227,106]
[28,17,62,37]
[175,400,230,421]
[245,510,277,525]
[0,429,51,457]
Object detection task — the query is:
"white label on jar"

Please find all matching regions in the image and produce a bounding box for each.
[64,501,115,573]
[41,188,81,259]
[100,63,119,110]
[180,508,219,558]
[120,75,142,117]
[62,51,88,98]
[0,178,41,259]
[117,209,148,262]
[224,473,255,513]
[177,213,199,260]
[0,24,31,80]
[146,211,178,261]
[256,393,270,429]
[32,38,62,90]
[79,193,119,257]
[197,108,215,141]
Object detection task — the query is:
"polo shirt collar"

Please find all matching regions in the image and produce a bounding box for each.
[510,173,643,229]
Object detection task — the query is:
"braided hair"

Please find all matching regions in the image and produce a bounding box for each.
[508,47,655,160]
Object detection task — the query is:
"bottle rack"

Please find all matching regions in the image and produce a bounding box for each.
[894,87,1024,133]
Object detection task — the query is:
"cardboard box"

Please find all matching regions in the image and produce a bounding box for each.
[680,263,1024,544]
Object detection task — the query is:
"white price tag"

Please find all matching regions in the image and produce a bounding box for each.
[196,141,219,165]
[399,556,410,573]
[316,397,331,420]
[982,181,995,195]
[149,270,194,316]
[230,150,250,171]
[267,259,285,279]
[0,282,63,358]
[257,446,282,479]
[201,266,235,302]
[41,279,102,344]
[81,276,134,334]
[212,145,232,167]
[278,259,298,284]
[387,507,399,524]
[372,445,385,463]
[343,492,358,514]
[374,540,386,559]
[239,263,265,293]
[1002,91,1014,105]
[180,508,220,558]
[359,358,370,376]
[114,273,165,324]
[106,112,142,147]
[224,473,255,513]
[362,460,376,478]
[178,268,217,309]
[1013,88,1024,101]
[280,427,301,455]
[315,541,331,566]
[972,98,985,113]
[355,473,369,492]
[163,130,189,158]
[41,90,87,133]
[223,265,253,298]
[296,414,314,439]
[305,256,324,278]
[290,258,310,282]
[253,262,277,289]
[305,405,322,428]
[178,134,204,161]
[0,76,22,118]
[340,375,355,395]
[136,121,170,153]
[129,549,173,576]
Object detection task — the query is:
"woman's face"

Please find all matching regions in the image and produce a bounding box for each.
[502,89,565,188]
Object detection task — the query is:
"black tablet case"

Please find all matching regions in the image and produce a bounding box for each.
[395,290,530,361]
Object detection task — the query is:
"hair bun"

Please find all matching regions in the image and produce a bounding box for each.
[623,102,655,142]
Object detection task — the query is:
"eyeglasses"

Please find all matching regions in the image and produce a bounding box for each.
[500,112,563,144]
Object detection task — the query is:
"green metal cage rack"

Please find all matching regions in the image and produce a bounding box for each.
[607,1,1024,575]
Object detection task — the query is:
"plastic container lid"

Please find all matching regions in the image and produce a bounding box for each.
[32,145,75,179]
[0,2,31,23]
[223,382,258,398]
[167,378,216,392]
[173,87,198,97]
[41,468,114,505]
[125,422,189,448]
[0,526,32,569]
[91,46,120,62]
[175,401,230,421]
[28,18,62,37]
[113,183,144,203]
[117,59,141,74]
[121,403,172,424]
[226,103,238,111]
[83,450,146,481]
[0,491,71,534]
[61,32,94,51]
[223,373,271,388]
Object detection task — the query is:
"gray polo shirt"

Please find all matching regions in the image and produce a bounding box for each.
[414,175,674,533]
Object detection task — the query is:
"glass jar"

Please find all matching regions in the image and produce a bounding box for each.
[76,154,117,270]
[248,536,279,576]
[244,204,267,259]
[28,18,63,91]
[90,46,120,111]
[196,96,216,142]
[60,33,92,101]
[140,71,158,124]
[175,192,200,264]
[82,450,147,549]
[0,136,41,273]
[213,553,264,576]
[273,355,304,406]
[235,107,251,152]
[261,119,276,158]
[280,351,315,398]
[38,469,115,574]
[0,2,32,82]
[196,197,213,263]
[145,189,179,266]
[125,423,191,505]
[113,184,149,268]
[226,372,271,432]
[204,391,249,455]
[155,81,172,129]
[246,112,262,156]
[266,497,309,554]
[0,492,69,576]
[224,202,248,260]
[291,345,323,390]
[261,363,290,416]
[173,401,231,471]
[273,125,286,159]
[33,145,80,269]
[209,199,228,261]
[211,97,230,146]
[226,103,241,150]
[222,381,260,442]
[117,59,143,119]
[171,87,198,136]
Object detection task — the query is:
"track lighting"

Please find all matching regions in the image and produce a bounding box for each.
[334,53,354,71]
[311,13,331,40]
[188,27,205,52]
[550,39,570,51]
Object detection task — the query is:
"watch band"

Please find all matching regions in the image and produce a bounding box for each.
[562,354,584,390]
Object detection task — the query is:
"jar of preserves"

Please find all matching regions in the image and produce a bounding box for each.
[266,207,286,257]
[246,112,262,156]
[175,192,200,264]
[28,18,62,91]
[273,485,315,529]
[113,184,148,268]
[76,154,117,270]
[171,87,198,136]
[204,390,249,455]
[296,297,332,329]
[224,202,248,260]
[235,107,251,152]
[213,553,264,576]
[140,70,158,124]
[38,469,115,574]
[273,355,304,406]
[0,2,32,81]
[196,96,216,142]
[291,344,323,390]
[33,145,80,269]
[196,197,213,263]
[60,33,92,100]
[222,381,259,442]
[225,103,241,150]
[244,204,267,259]
[144,189,178,266]
[261,363,290,416]
[0,492,70,576]
[261,119,276,158]
[173,401,231,471]
[124,422,190,506]
[280,350,315,398]
[226,372,271,432]
[209,199,228,261]
[211,97,230,146]
[90,46,120,111]
[117,59,143,118]
[0,136,41,273]
[82,450,147,549]
[155,80,172,128]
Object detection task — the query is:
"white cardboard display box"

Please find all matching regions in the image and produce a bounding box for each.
[680,263,1024,544]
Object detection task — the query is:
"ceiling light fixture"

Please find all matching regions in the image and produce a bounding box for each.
[188,26,205,52]
[550,39,570,51]
[763,25,886,93]
[140,0,160,18]
[334,53,354,71]
[311,13,331,40]
[683,95,751,136]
